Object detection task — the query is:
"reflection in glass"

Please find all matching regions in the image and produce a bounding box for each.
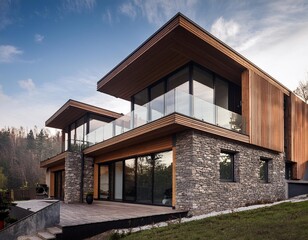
[153,151,172,206]
[115,161,123,200]
[99,165,109,199]
[124,159,136,201]
[136,156,153,204]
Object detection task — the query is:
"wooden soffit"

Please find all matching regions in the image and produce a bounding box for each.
[45,99,122,130]
[40,151,67,168]
[97,13,289,100]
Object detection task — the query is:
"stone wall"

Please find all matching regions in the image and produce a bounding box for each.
[83,156,94,201]
[175,130,286,215]
[64,152,82,203]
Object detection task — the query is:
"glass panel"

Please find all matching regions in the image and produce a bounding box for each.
[153,151,172,206]
[89,118,106,132]
[64,132,68,151]
[215,77,229,109]
[133,104,148,128]
[193,66,214,103]
[165,89,175,115]
[193,95,215,124]
[99,165,109,199]
[115,161,123,200]
[217,106,242,132]
[175,89,191,116]
[103,122,113,140]
[219,152,234,181]
[136,156,153,204]
[124,159,136,201]
[150,95,164,121]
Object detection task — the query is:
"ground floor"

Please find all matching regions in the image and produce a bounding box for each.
[46,129,286,215]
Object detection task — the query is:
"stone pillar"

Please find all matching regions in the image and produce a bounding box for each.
[83,156,94,201]
[64,152,82,203]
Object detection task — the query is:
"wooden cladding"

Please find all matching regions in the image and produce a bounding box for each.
[248,71,284,152]
[93,163,99,199]
[95,136,172,164]
[290,93,308,179]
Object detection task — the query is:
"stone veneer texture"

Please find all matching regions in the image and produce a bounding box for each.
[175,130,286,215]
[83,156,94,201]
[64,152,82,203]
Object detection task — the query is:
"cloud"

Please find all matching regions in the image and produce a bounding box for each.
[119,2,137,19]
[18,79,36,93]
[210,17,240,43]
[119,0,199,26]
[61,0,96,13]
[0,45,23,63]
[102,9,113,24]
[34,34,44,43]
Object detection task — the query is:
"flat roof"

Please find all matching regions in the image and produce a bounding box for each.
[97,13,290,100]
[45,99,122,129]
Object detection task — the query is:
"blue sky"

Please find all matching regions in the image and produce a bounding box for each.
[0,0,308,130]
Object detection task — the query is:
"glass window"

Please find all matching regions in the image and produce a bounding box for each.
[193,66,214,103]
[114,161,123,200]
[124,158,136,201]
[167,67,189,92]
[99,165,109,200]
[136,156,153,204]
[153,151,172,206]
[134,88,149,107]
[215,77,229,109]
[260,158,269,182]
[219,152,234,181]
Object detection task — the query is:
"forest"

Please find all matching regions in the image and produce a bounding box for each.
[0,127,61,191]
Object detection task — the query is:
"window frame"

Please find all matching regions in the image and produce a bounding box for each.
[219,150,236,182]
[259,157,270,183]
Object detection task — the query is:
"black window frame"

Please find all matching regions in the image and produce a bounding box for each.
[260,157,270,183]
[219,150,235,182]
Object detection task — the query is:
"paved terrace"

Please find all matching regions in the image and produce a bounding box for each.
[60,201,181,227]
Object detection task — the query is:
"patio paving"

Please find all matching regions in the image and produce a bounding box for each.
[60,201,182,227]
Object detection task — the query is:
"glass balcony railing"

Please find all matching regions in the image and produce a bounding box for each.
[86,88,245,146]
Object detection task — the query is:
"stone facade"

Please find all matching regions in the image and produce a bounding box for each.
[175,130,286,215]
[64,152,82,203]
[83,156,94,201]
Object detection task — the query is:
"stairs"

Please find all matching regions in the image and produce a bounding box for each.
[17,226,62,240]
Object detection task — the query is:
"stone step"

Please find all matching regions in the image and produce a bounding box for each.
[17,236,43,240]
[37,231,56,240]
[46,226,62,235]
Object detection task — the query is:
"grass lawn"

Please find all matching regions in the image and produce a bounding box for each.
[117,201,308,240]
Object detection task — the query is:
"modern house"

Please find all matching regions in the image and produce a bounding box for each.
[40,13,308,215]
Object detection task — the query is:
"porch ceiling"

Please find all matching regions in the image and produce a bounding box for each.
[45,99,122,130]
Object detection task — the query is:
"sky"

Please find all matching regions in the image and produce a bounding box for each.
[1,0,308,131]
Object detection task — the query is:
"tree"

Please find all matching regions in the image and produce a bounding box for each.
[294,78,308,103]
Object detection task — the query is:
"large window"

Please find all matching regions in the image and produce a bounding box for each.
[219,151,235,182]
[98,151,173,206]
[260,158,270,183]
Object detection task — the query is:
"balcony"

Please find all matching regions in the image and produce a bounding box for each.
[86,89,245,146]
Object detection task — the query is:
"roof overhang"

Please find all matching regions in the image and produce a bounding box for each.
[45,99,122,130]
[97,13,289,100]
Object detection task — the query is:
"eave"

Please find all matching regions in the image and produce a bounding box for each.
[45,99,123,130]
[97,13,290,100]
[40,151,67,168]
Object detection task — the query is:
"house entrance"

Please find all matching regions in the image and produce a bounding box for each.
[54,170,65,200]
